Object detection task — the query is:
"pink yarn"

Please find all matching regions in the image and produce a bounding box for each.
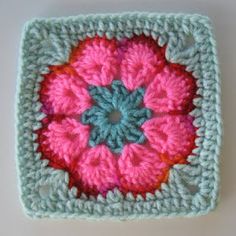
[43,118,90,163]
[120,37,165,90]
[71,37,119,86]
[117,38,129,63]
[144,66,195,113]
[118,144,168,194]
[142,115,195,158]
[42,70,92,115]
[77,145,119,195]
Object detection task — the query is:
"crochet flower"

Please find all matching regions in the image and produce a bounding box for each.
[38,35,196,197]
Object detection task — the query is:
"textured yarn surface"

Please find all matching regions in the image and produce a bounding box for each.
[15,12,222,219]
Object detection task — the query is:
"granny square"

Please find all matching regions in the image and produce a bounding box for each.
[16,13,222,219]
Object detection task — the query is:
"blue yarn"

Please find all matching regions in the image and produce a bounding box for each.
[81,80,152,153]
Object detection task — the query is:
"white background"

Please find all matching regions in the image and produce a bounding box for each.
[0,0,235,235]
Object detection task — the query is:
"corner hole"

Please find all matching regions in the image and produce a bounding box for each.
[184,35,195,49]
[39,184,51,198]
[186,183,199,194]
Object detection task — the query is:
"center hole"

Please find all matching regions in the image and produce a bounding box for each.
[108,110,122,124]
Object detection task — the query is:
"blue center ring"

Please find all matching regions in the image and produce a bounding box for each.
[81,80,152,153]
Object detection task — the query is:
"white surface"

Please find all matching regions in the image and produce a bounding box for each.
[0,0,235,235]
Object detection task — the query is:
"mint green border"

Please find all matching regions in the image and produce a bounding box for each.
[15,12,222,219]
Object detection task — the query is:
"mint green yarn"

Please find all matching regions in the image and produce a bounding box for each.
[15,12,222,219]
[81,80,151,153]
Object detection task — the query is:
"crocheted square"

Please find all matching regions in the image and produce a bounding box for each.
[16,13,221,219]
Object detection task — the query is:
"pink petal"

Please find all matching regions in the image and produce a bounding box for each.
[144,66,196,113]
[77,145,119,195]
[120,36,165,90]
[43,118,90,164]
[42,70,92,115]
[142,115,196,158]
[118,143,169,194]
[71,37,119,86]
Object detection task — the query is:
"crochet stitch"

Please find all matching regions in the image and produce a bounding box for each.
[16,13,221,219]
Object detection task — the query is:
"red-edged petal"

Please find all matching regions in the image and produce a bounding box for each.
[120,35,166,90]
[144,66,196,114]
[41,118,90,164]
[118,143,169,195]
[71,36,119,86]
[40,67,92,115]
[76,145,119,196]
[142,115,196,158]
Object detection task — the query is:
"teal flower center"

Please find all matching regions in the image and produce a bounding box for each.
[81,80,152,153]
